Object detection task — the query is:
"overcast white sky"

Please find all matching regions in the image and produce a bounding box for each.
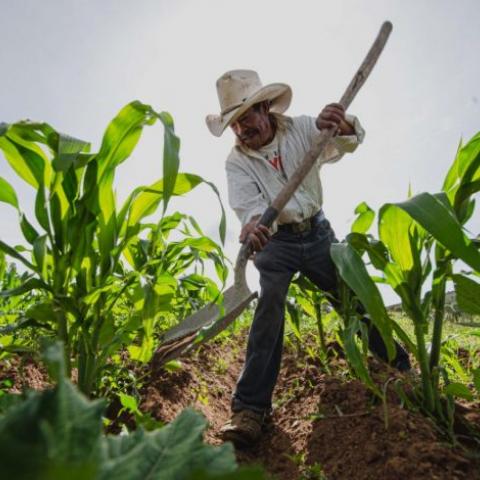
[1,0,479,303]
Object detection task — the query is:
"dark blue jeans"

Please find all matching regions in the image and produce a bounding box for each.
[232,217,410,414]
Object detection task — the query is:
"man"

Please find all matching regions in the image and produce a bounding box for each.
[206,70,410,447]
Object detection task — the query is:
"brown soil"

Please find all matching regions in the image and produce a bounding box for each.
[0,355,50,393]
[143,334,480,480]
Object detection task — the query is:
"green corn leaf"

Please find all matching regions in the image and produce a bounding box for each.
[443,131,480,201]
[155,111,180,214]
[25,301,57,324]
[473,368,480,394]
[0,317,52,335]
[19,212,39,244]
[393,192,480,272]
[0,177,19,209]
[96,101,151,181]
[126,173,203,228]
[0,277,50,297]
[97,170,117,274]
[33,234,48,276]
[444,382,474,401]
[351,201,374,234]
[343,318,381,396]
[50,191,65,251]
[0,240,36,272]
[53,132,90,172]
[330,242,395,361]
[35,185,50,231]
[379,204,415,274]
[62,166,80,203]
[0,136,39,187]
[202,179,227,245]
[452,274,480,315]
[345,233,389,271]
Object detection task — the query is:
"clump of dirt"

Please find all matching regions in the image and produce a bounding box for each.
[143,334,480,480]
[0,355,49,392]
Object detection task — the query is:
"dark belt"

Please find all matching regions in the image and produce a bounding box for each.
[277,210,325,234]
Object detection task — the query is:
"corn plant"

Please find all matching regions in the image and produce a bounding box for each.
[0,101,227,396]
[285,276,337,361]
[331,131,480,420]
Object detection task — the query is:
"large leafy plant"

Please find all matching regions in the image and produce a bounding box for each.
[331,131,480,420]
[0,102,227,395]
[0,342,265,480]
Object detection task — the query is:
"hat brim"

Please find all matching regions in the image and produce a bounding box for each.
[206,83,292,137]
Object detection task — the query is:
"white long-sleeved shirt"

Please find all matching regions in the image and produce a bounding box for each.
[225,114,365,227]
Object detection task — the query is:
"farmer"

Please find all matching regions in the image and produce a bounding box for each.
[206,70,410,446]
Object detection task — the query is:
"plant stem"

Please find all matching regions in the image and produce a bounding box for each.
[413,320,435,413]
[429,270,447,373]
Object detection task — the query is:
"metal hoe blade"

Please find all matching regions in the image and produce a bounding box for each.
[153,21,394,366]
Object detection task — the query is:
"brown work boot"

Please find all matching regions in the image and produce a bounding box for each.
[219,409,266,447]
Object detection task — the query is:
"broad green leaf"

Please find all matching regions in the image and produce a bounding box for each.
[394,192,480,271]
[379,204,414,274]
[33,234,48,276]
[343,318,381,396]
[0,177,18,209]
[25,301,56,324]
[50,191,66,250]
[0,240,36,271]
[203,179,227,245]
[345,233,389,271]
[6,126,52,185]
[0,136,39,187]
[97,170,117,274]
[452,274,480,315]
[118,393,141,416]
[19,212,39,244]
[82,281,117,306]
[0,277,50,297]
[100,408,237,480]
[351,201,374,234]
[296,295,316,318]
[0,367,105,480]
[330,243,395,361]
[444,382,474,401]
[473,368,480,394]
[443,131,480,200]
[35,185,50,231]
[156,111,180,214]
[53,132,89,172]
[95,101,151,180]
[126,173,203,227]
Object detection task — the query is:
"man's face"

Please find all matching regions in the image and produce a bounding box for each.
[230,102,274,150]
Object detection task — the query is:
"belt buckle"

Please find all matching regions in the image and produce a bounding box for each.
[292,218,311,234]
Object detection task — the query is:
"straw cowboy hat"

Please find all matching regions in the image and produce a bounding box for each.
[206,69,292,137]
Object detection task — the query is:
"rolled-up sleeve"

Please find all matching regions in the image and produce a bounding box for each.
[332,114,365,154]
[314,114,365,166]
[226,160,268,227]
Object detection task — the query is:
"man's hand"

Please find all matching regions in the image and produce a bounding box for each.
[316,103,354,136]
[240,216,271,252]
